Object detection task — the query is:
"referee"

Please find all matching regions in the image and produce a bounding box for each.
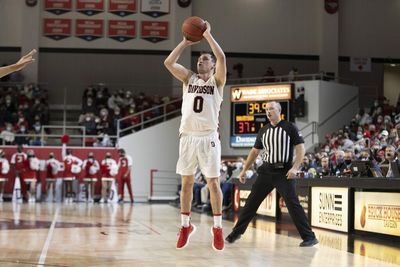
[226,101,318,247]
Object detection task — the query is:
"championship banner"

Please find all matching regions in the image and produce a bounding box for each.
[140,21,168,43]
[354,192,400,237]
[43,18,72,40]
[108,20,136,42]
[76,0,104,16]
[311,187,349,232]
[44,0,72,15]
[109,0,137,17]
[76,19,104,41]
[140,0,170,18]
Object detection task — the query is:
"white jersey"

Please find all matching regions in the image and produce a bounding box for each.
[179,74,223,134]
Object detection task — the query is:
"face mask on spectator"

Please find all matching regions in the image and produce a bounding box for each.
[6,126,11,131]
[374,101,379,107]
[345,159,352,165]
[114,110,120,115]
[34,125,41,132]
[20,127,26,132]
[86,117,91,122]
[324,146,330,153]
[95,118,100,123]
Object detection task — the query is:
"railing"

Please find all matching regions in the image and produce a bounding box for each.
[227,73,355,85]
[149,169,180,201]
[1,128,117,147]
[300,121,318,145]
[116,98,182,138]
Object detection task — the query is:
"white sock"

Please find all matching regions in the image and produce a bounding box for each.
[181,213,190,227]
[213,214,222,228]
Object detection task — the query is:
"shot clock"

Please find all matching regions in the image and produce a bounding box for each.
[230,84,294,147]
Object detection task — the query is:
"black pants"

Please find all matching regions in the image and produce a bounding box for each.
[232,170,315,241]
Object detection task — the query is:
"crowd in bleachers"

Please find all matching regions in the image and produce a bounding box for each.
[181,96,400,214]
[79,85,182,146]
[0,83,50,146]
[299,97,400,178]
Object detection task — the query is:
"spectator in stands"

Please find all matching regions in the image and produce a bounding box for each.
[95,90,108,110]
[288,67,298,81]
[316,156,333,178]
[339,150,354,177]
[81,114,98,135]
[83,97,98,115]
[15,125,30,145]
[0,123,15,145]
[0,149,10,202]
[299,156,317,178]
[333,150,345,175]
[82,152,100,203]
[380,145,400,177]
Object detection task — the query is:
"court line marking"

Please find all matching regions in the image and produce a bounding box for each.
[37,207,59,267]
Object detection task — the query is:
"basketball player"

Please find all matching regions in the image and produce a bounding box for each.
[11,145,27,201]
[0,49,36,78]
[82,152,100,203]
[63,149,83,203]
[117,149,134,204]
[164,21,226,251]
[45,152,61,202]
[0,150,10,202]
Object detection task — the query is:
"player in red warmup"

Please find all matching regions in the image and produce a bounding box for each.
[82,152,100,203]
[164,20,226,251]
[117,149,134,204]
[11,145,27,201]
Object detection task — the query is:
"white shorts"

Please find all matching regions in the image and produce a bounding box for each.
[176,132,221,178]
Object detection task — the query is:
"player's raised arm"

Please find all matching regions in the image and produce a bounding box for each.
[0,49,36,79]
[203,22,226,88]
[164,39,197,84]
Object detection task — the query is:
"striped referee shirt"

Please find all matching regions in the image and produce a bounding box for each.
[253,120,304,166]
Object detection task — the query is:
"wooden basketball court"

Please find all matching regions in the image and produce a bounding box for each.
[0,203,398,266]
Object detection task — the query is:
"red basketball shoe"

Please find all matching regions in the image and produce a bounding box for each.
[176,223,196,249]
[211,227,224,251]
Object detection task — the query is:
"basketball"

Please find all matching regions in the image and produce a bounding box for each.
[182,16,207,42]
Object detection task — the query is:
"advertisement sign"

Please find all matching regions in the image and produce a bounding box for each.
[280,185,309,217]
[140,21,168,43]
[108,20,136,42]
[76,0,104,16]
[311,187,349,232]
[239,189,277,217]
[44,0,72,15]
[76,19,104,41]
[231,84,292,102]
[354,192,400,237]
[43,18,72,40]
[230,135,256,148]
[141,0,170,18]
[109,0,137,17]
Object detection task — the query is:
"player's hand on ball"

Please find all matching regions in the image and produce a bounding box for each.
[203,21,211,38]
[182,36,200,46]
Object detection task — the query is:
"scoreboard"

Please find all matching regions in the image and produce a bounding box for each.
[230,83,294,147]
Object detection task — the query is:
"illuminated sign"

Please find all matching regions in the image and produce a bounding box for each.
[230,84,293,147]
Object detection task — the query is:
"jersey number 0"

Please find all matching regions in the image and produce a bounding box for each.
[193,96,204,113]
